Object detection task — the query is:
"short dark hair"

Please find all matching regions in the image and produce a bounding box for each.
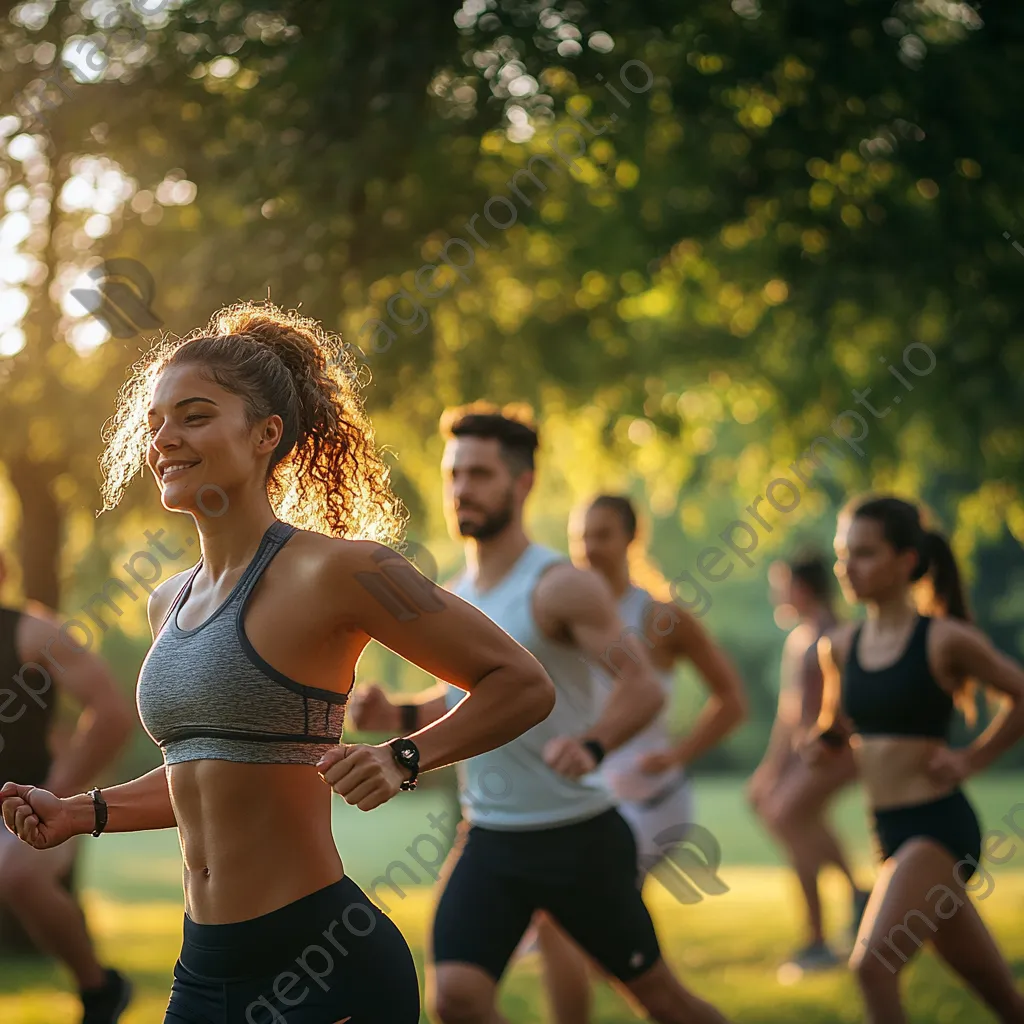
[439,401,539,475]
[590,495,638,542]
[787,551,833,604]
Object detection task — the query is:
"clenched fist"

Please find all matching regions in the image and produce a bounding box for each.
[347,684,400,733]
[316,744,407,811]
[1,783,77,850]
[543,736,598,779]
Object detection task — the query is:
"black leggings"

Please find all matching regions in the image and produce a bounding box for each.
[164,875,419,1023]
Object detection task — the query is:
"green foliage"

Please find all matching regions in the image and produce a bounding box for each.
[1,1,1022,761]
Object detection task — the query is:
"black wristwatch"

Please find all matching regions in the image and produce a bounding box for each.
[89,788,108,837]
[387,738,421,791]
[582,738,606,766]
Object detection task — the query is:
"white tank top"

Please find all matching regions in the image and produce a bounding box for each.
[598,584,684,803]
[445,544,615,829]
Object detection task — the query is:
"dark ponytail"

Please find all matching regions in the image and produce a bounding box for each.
[850,495,978,724]
[920,530,970,622]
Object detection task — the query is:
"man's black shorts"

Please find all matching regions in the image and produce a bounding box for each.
[431,807,662,983]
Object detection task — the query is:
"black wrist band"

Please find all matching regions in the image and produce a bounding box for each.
[582,739,606,766]
[89,788,108,838]
[399,703,418,734]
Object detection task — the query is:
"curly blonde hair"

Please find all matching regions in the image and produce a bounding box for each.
[99,300,406,544]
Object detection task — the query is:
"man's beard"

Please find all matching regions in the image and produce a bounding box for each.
[458,494,514,541]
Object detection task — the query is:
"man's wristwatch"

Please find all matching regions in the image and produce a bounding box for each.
[89,788,108,837]
[582,738,606,766]
[387,738,421,791]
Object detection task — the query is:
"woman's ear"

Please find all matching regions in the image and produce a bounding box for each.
[255,414,285,452]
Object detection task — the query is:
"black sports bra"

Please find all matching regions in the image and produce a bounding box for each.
[841,616,953,740]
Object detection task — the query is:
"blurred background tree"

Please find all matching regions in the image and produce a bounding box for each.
[1,0,1021,776]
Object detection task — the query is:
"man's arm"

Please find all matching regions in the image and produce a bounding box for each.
[646,603,747,769]
[18,611,134,798]
[347,681,450,734]
[536,564,664,760]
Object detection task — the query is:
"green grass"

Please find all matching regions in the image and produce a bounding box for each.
[2,775,1023,1022]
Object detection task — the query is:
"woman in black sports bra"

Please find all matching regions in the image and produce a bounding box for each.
[809,495,1024,1023]
[1,301,556,1023]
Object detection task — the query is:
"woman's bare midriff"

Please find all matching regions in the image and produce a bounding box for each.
[168,760,343,924]
[853,735,956,810]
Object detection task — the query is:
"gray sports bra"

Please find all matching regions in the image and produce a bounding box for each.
[137,520,348,766]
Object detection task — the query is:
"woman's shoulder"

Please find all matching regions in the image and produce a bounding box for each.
[783,620,816,655]
[925,614,984,660]
[289,532,445,626]
[820,620,857,669]
[287,531,420,601]
[288,530,398,574]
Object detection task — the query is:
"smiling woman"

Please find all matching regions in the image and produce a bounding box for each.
[98,301,402,543]
[0,300,555,1024]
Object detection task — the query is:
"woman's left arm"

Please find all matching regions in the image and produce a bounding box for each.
[945,622,1024,776]
[317,541,556,810]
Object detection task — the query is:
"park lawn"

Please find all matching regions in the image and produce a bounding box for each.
[1,775,1021,1023]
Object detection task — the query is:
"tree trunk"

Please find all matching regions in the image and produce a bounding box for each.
[8,459,63,608]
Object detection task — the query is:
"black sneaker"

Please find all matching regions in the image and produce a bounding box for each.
[81,968,133,1024]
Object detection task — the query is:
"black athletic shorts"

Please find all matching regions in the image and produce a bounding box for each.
[873,789,982,880]
[432,807,662,983]
[164,875,419,1023]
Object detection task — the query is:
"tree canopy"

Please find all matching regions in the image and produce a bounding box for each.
[0,0,1020,644]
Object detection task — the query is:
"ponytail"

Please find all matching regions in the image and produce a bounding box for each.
[919,530,970,622]
[918,529,978,725]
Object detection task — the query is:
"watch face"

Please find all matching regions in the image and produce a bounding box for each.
[393,740,418,766]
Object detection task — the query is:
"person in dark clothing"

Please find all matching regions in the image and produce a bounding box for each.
[0,552,135,1022]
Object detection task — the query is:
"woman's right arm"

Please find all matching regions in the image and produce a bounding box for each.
[2,766,176,849]
[801,630,854,761]
[66,765,176,835]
